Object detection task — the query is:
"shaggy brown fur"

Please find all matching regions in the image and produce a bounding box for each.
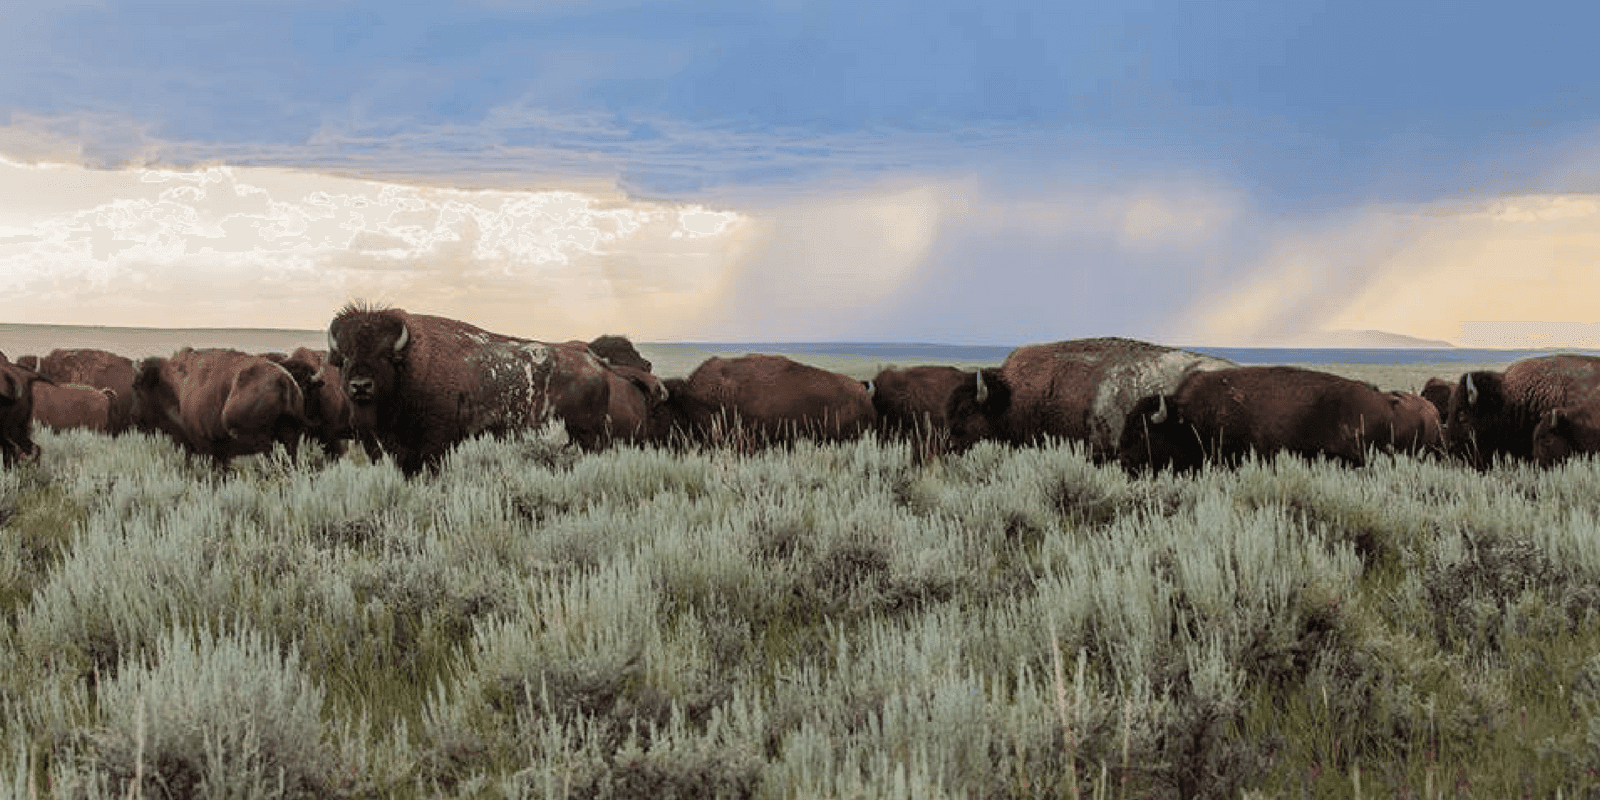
[130,348,308,469]
[32,383,116,433]
[38,348,136,435]
[1447,355,1600,468]
[651,354,876,446]
[870,365,972,438]
[326,306,611,476]
[0,354,51,466]
[1118,366,1429,474]
[945,337,1234,458]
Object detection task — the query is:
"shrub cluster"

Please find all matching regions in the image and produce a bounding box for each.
[0,426,1598,797]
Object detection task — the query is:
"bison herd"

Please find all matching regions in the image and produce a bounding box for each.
[5,305,1600,477]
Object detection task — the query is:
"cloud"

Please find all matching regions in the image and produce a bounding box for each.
[1179,193,1600,346]
[0,158,750,338]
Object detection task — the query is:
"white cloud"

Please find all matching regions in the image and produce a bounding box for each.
[0,158,749,338]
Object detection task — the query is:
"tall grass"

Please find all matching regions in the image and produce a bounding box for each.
[1,425,1598,798]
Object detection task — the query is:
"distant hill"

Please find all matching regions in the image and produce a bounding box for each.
[1275,329,1457,349]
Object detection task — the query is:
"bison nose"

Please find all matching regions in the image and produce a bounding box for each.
[347,376,375,396]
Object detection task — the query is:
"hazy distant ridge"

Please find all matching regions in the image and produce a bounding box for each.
[1274,329,1457,349]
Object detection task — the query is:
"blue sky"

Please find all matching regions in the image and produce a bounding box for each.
[3,0,1600,345]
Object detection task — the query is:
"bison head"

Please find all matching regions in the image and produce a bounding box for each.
[128,357,177,437]
[327,308,409,416]
[1446,371,1509,468]
[589,335,652,372]
[944,368,1010,452]
[1117,394,1200,474]
[1532,406,1600,467]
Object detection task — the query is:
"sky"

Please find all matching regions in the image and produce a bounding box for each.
[4,1,1600,346]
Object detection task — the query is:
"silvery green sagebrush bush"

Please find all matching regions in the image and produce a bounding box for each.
[5,425,1600,797]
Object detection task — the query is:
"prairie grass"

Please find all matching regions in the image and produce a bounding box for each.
[1,419,1598,799]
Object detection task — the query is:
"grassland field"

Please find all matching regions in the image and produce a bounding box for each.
[3,345,1595,799]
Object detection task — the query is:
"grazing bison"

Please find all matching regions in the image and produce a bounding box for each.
[37,348,136,435]
[650,354,876,445]
[566,336,668,442]
[32,383,117,433]
[1,354,51,466]
[588,356,668,444]
[1384,390,1445,454]
[945,337,1234,458]
[1421,378,1456,425]
[1446,355,1600,469]
[1531,403,1600,467]
[263,348,383,461]
[1118,366,1441,474]
[325,305,613,476]
[130,348,309,469]
[870,365,973,439]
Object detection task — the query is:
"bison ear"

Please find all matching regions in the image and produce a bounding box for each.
[0,373,17,403]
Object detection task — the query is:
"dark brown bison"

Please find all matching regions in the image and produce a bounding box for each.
[560,336,668,442]
[1421,377,1455,424]
[130,348,309,469]
[37,348,136,435]
[649,354,876,446]
[1118,366,1442,474]
[32,383,116,433]
[1446,355,1600,469]
[945,337,1234,458]
[1384,390,1444,454]
[262,348,384,461]
[870,365,973,439]
[578,341,668,444]
[1531,403,1600,467]
[325,305,613,476]
[1,354,52,466]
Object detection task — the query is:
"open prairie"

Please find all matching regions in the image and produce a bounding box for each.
[2,409,1598,797]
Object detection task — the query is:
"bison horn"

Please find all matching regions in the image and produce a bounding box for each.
[862,380,875,399]
[1151,395,1168,424]
[393,323,409,354]
[1465,374,1477,406]
[975,372,988,404]
[326,329,338,355]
